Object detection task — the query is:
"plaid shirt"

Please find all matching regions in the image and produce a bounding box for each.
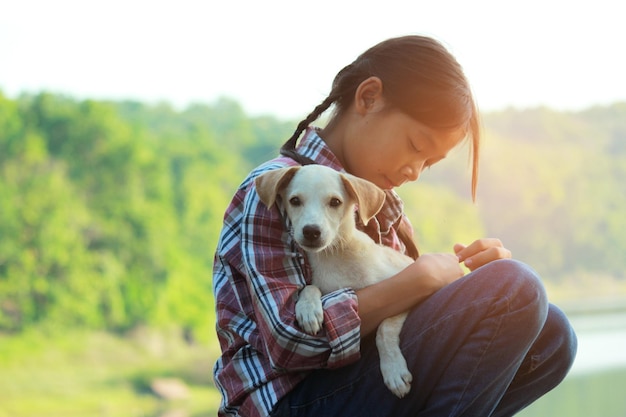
[213,127,409,417]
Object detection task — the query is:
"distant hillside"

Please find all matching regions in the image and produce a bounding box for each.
[422,103,626,283]
[1,91,624,335]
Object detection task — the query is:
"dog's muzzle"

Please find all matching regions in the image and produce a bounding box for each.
[300,225,323,249]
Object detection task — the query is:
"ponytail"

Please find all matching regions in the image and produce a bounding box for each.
[397,221,420,260]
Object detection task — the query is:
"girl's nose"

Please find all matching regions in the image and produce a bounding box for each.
[401,162,423,182]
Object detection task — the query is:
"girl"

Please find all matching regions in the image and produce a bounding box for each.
[212,35,577,417]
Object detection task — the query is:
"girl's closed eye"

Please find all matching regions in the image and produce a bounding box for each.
[408,137,422,153]
[425,156,445,169]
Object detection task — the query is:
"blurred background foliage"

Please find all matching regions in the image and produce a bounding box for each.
[1,91,625,416]
[1,91,625,338]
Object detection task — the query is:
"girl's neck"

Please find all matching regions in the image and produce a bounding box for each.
[319,115,349,168]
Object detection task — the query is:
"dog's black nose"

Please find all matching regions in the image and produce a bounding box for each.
[302,225,321,242]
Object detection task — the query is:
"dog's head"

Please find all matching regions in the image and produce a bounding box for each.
[255,165,386,253]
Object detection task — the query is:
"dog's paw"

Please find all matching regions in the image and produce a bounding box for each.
[382,360,412,398]
[295,286,324,335]
[295,300,324,334]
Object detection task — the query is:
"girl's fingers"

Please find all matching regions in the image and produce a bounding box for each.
[455,238,503,260]
[461,246,512,271]
[453,243,466,255]
[454,239,512,271]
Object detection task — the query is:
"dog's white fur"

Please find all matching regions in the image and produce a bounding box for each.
[255,164,414,398]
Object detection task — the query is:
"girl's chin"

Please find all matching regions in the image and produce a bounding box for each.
[381,177,397,190]
[364,175,395,190]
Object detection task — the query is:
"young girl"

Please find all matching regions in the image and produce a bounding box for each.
[212,35,577,417]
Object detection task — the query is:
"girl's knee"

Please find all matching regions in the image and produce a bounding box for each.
[544,304,578,374]
[480,259,548,307]
[469,259,550,336]
[491,262,578,370]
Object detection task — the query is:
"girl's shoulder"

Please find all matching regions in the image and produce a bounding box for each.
[221,157,301,239]
[241,156,302,191]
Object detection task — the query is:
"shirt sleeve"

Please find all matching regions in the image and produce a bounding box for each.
[239,180,362,371]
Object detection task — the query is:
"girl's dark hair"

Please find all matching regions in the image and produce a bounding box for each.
[281,35,481,259]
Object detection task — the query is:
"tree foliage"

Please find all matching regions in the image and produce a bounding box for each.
[425,104,626,280]
[1,91,624,336]
[0,93,255,339]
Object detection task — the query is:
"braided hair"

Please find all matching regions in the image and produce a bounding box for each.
[279,95,335,165]
[280,35,481,259]
[279,62,361,165]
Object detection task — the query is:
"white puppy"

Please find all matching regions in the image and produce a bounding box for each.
[255,164,414,398]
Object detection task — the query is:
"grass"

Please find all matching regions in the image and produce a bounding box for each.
[517,368,626,417]
[2,327,624,417]
[0,328,221,417]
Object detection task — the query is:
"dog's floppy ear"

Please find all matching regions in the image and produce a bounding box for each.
[340,174,386,225]
[254,166,300,208]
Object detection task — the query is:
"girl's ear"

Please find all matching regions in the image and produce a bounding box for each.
[340,173,386,225]
[255,166,300,208]
[354,76,385,115]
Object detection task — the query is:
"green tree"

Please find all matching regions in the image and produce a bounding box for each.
[398,182,485,255]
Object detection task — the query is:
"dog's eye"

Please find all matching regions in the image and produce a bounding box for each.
[329,198,342,207]
[289,196,301,206]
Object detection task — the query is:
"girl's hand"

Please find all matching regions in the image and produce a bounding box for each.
[412,253,465,289]
[453,238,512,271]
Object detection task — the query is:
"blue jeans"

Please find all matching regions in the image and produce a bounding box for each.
[270,259,577,417]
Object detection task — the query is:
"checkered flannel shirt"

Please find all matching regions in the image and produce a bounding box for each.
[212,127,409,417]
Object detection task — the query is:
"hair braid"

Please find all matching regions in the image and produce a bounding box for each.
[279,94,336,165]
[279,61,362,165]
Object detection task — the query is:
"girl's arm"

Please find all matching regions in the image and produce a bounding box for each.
[239,177,363,370]
[356,253,464,336]
[356,238,513,336]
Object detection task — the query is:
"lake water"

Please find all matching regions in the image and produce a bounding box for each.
[517,310,626,417]
[567,311,626,375]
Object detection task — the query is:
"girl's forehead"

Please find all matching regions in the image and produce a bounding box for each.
[438,126,468,148]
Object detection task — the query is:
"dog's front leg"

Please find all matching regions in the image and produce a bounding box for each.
[295,285,324,334]
[376,312,412,398]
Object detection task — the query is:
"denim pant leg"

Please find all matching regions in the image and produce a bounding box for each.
[492,304,578,417]
[271,259,577,417]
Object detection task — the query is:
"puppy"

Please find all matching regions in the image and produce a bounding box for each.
[255,164,414,398]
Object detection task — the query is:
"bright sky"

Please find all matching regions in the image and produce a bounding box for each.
[2,0,625,119]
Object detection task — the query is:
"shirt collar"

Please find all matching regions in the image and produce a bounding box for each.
[295,127,345,171]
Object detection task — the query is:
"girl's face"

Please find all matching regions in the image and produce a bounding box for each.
[339,107,466,190]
